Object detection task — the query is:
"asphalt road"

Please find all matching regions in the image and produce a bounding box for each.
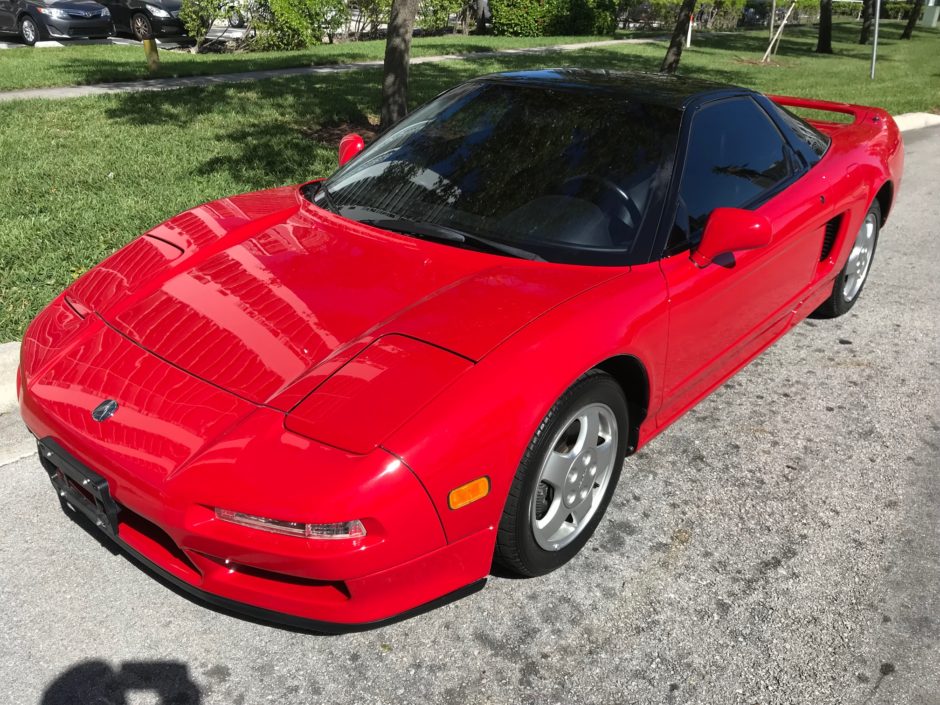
[1,126,938,705]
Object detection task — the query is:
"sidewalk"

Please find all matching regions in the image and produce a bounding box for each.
[0,38,654,103]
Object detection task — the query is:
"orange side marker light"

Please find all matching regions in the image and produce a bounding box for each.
[448,477,490,510]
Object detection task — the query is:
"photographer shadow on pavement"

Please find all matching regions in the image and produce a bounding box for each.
[42,660,201,705]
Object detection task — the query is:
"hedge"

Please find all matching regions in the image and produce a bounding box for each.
[490,0,618,36]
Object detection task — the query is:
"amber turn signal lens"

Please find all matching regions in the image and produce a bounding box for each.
[448,476,490,510]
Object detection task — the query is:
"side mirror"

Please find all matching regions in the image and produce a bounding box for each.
[691,207,773,267]
[338,133,365,167]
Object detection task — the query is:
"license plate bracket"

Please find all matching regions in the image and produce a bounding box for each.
[38,437,119,538]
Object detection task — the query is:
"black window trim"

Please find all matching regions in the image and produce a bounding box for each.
[650,93,812,261]
[755,93,831,166]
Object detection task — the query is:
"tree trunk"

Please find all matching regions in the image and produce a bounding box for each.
[900,0,924,38]
[476,0,489,34]
[859,0,873,43]
[660,0,696,74]
[380,0,421,129]
[816,0,833,53]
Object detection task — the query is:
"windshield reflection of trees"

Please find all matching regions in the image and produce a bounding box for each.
[330,84,679,255]
[713,155,789,191]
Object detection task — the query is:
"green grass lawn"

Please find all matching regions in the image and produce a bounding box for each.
[0,34,615,91]
[0,19,937,340]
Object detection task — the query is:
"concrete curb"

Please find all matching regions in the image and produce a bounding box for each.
[0,342,20,415]
[895,112,940,132]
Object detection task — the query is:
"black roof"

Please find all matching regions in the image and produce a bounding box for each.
[476,69,749,110]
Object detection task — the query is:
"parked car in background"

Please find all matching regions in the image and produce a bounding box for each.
[0,0,111,45]
[224,0,265,28]
[100,0,183,40]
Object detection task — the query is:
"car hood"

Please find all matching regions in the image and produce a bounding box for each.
[46,0,107,10]
[67,187,615,409]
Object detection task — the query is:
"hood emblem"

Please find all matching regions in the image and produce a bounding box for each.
[91,399,119,422]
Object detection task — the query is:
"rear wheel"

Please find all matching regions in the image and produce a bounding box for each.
[812,200,881,319]
[131,12,153,41]
[19,16,39,45]
[495,371,628,577]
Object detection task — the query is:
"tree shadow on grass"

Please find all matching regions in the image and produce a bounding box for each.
[32,38,624,90]
[89,36,871,189]
[94,49,680,186]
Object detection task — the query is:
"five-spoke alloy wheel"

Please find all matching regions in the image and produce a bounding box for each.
[530,403,618,551]
[496,370,628,577]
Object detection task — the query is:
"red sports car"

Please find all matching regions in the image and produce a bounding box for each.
[18,70,903,629]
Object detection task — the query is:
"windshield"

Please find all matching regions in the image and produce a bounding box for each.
[316,81,681,265]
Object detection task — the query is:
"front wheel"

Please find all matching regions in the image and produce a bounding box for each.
[495,371,628,577]
[131,12,153,41]
[19,16,40,45]
[812,200,881,319]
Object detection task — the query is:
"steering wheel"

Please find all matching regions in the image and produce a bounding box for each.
[561,174,643,229]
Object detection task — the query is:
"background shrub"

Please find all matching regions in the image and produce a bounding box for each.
[418,0,462,31]
[490,0,551,35]
[491,0,617,36]
[252,0,349,50]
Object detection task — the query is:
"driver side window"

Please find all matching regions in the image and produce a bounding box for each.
[670,97,793,250]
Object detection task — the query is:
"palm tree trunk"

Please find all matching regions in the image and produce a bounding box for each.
[816,0,834,53]
[380,0,421,128]
[859,0,873,43]
[900,0,924,38]
[660,0,697,74]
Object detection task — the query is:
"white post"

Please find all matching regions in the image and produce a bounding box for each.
[770,0,776,39]
[686,13,693,48]
[762,1,796,62]
[870,0,882,79]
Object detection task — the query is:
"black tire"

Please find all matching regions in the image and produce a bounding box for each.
[19,16,40,45]
[495,370,628,577]
[812,199,881,319]
[131,12,153,41]
[228,11,245,27]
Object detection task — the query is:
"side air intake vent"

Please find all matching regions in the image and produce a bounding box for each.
[820,215,843,262]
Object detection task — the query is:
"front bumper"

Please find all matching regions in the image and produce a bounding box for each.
[44,17,113,38]
[37,436,488,631]
[17,309,492,627]
[150,16,185,36]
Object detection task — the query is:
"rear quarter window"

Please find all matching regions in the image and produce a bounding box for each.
[767,102,831,159]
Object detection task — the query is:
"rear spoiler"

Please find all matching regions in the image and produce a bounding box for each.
[769,94,870,127]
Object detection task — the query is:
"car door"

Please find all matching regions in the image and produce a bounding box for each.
[656,96,833,426]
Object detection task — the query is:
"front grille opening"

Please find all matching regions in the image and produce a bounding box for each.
[117,506,201,582]
[820,214,843,261]
[200,554,351,604]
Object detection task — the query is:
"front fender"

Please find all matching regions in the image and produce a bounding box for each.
[383,262,669,544]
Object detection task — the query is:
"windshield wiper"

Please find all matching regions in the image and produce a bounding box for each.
[302,181,338,214]
[359,218,544,262]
